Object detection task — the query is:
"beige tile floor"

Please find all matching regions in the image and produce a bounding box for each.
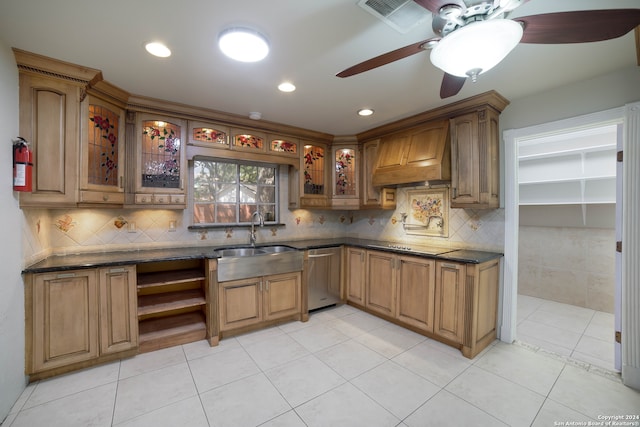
[4,304,639,427]
[517,295,616,372]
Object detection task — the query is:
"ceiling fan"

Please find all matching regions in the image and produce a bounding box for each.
[337,0,640,98]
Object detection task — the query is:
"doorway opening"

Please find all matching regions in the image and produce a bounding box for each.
[516,124,619,371]
[502,107,624,373]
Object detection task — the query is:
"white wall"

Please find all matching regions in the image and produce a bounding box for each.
[500,66,640,131]
[0,41,26,421]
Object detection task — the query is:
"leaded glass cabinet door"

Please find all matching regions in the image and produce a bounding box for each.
[331,144,359,209]
[80,95,126,204]
[135,114,187,205]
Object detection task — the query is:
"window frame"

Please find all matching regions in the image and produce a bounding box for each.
[190,157,279,227]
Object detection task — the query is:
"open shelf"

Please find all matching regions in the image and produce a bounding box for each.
[137,289,206,317]
[137,268,206,290]
[135,259,208,352]
[138,311,206,353]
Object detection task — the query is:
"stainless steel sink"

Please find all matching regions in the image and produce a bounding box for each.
[215,248,266,257]
[214,246,303,282]
[259,245,296,253]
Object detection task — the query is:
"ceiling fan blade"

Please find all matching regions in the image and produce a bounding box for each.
[440,73,466,99]
[517,9,640,44]
[336,38,438,78]
[413,0,465,14]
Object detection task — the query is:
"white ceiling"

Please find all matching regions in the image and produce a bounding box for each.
[0,0,638,136]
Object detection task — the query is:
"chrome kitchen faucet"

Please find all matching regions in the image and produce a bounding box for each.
[249,211,264,247]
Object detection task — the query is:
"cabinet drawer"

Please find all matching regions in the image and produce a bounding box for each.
[153,194,171,204]
[135,194,153,204]
[170,194,185,204]
[80,191,125,204]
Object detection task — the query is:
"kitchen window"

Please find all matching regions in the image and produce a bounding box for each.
[192,158,278,225]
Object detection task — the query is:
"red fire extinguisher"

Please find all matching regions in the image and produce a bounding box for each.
[13,137,33,192]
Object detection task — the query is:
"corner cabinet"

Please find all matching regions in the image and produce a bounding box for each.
[346,247,501,359]
[128,113,187,208]
[331,142,359,209]
[295,142,331,208]
[25,265,138,379]
[450,108,500,209]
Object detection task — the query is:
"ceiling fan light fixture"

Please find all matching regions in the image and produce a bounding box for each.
[218,27,269,62]
[430,19,522,78]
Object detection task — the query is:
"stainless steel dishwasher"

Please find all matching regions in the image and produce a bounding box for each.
[307,247,342,311]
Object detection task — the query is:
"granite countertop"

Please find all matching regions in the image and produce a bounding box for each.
[23,239,503,274]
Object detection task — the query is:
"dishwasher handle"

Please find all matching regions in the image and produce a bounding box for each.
[308,253,334,258]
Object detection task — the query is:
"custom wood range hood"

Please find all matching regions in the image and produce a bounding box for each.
[362,91,510,189]
[371,119,450,187]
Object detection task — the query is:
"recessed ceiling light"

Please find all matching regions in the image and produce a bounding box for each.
[218,27,269,62]
[145,42,171,58]
[358,108,374,116]
[278,82,296,92]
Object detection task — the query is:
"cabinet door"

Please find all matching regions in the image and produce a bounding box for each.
[366,251,396,317]
[450,112,480,206]
[299,142,330,207]
[434,262,465,344]
[396,256,435,333]
[80,95,126,203]
[219,278,262,331]
[18,74,81,207]
[332,144,358,205]
[135,114,187,204]
[346,247,366,305]
[264,272,301,321]
[32,270,99,373]
[99,266,138,355]
[450,109,500,209]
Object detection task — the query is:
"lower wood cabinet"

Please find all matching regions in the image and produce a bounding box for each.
[365,251,397,317]
[347,247,500,359]
[364,250,436,333]
[396,257,435,333]
[434,261,465,344]
[26,266,138,378]
[99,266,138,355]
[219,272,301,332]
[345,247,366,305]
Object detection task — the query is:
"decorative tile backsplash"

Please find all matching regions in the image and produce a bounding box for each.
[21,185,504,266]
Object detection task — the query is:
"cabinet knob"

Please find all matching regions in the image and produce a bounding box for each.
[103,194,109,201]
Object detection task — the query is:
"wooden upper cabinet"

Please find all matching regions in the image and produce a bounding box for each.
[129,113,187,207]
[187,121,230,149]
[297,141,330,208]
[360,140,396,210]
[268,135,299,157]
[79,82,129,205]
[231,128,267,153]
[14,49,131,208]
[450,107,500,209]
[331,143,359,209]
[17,73,81,207]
